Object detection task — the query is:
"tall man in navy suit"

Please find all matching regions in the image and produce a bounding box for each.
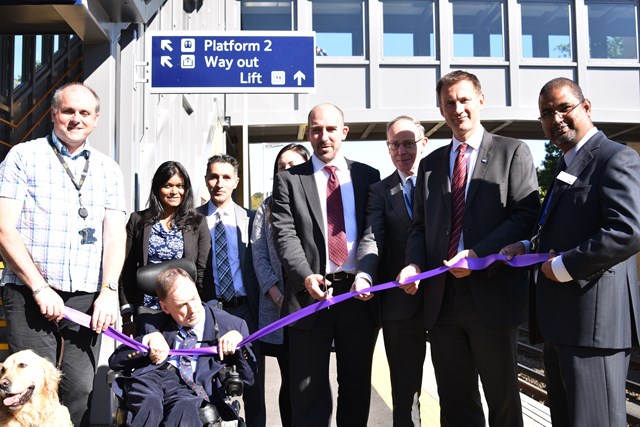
[357,115,428,426]
[398,71,540,426]
[197,154,265,427]
[271,103,380,426]
[501,77,640,426]
[109,267,254,426]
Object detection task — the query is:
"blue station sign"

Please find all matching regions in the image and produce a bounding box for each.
[147,31,316,94]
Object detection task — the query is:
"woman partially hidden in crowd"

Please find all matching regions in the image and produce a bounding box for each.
[119,160,211,334]
[251,144,310,427]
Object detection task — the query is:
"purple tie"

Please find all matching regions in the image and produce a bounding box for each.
[325,165,348,266]
[448,143,468,259]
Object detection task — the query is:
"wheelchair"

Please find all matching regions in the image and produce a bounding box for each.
[108,259,247,427]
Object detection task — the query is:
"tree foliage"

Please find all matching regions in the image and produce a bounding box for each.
[537,141,562,197]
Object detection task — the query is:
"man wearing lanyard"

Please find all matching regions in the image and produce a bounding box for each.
[398,71,539,426]
[501,77,640,426]
[196,153,265,427]
[271,103,380,426]
[0,82,126,426]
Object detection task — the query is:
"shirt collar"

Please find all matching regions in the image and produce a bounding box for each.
[51,131,91,159]
[563,127,598,167]
[397,170,415,185]
[311,154,349,173]
[452,126,484,153]
[208,200,233,217]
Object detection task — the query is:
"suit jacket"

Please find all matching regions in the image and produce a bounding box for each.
[119,210,212,310]
[535,131,640,349]
[197,202,259,323]
[108,301,254,410]
[406,131,540,329]
[358,171,423,321]
[271,158,380,329]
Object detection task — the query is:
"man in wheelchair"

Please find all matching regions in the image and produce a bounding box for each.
[109,267,255,426]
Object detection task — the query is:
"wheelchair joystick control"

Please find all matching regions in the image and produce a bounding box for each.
[220,365,244,397]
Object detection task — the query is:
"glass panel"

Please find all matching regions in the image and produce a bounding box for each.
[520,0,571,59]
[313,0,365,56]
[53,35,60,53]
[382,0,435,57]
[241,0,293,30]
[13,35,25,89]
[587,1,638,59]
[35,35,43,69]
[452,0,504,58]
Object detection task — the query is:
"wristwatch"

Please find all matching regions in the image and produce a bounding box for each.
[102,282,118,291]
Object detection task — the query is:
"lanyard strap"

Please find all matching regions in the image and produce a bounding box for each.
[49,140,90,192]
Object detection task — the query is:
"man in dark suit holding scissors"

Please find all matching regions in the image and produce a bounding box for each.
[271,103,380,426]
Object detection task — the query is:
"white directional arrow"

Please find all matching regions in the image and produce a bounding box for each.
[293,71,306,86]
[160,56,173,68]
[161,40,173,52]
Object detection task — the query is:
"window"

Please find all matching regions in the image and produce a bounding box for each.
[587,0,638,59]
[241,0,294,30]
[520,0,571,59]
[13,36,26,89]
[313,0,365,56]
[382,0,435,57]
[35,35,44,69]
[452,0,504,58]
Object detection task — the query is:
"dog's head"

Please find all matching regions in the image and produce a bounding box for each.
[0,350,61,410]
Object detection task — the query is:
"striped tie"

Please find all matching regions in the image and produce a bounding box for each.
[448,143,468,259]
[178,328,208,401]
[214,212,235,301]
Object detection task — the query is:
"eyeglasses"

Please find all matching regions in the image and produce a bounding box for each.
[538,100,584,122]
[387,138,423,151]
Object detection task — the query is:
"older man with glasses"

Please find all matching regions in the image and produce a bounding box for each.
[357,115,428,426]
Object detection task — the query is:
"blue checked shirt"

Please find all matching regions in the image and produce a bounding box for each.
[0,133,126,293]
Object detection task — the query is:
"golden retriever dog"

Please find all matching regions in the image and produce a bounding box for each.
[0,350,72,427]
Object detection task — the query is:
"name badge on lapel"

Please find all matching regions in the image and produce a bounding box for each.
[556,171,577,185]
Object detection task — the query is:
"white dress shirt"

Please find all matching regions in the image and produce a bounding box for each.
[311,154,358,274]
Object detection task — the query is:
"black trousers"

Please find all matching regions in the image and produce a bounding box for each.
[288,278,379,427]
[429,276,522,427]
[544,342,630,427]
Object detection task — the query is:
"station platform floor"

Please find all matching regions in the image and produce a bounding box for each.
[263,333,552,426]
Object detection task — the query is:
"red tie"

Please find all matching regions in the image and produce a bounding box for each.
[448,143,468,259]
[325,165,348,266]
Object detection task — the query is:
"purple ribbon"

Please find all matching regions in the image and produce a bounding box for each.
[63,252,550,356]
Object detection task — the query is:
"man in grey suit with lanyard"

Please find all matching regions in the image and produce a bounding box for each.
[398,71,540,426]
[501,77,640,427]
[271,103,380,426]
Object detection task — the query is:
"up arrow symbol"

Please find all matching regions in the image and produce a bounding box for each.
[293,71,306,86]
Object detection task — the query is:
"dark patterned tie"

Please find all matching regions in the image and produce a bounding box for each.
[448,143,468,259]
[178,328,208,401]
[214,211,235,301]
[325,165,348,266]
